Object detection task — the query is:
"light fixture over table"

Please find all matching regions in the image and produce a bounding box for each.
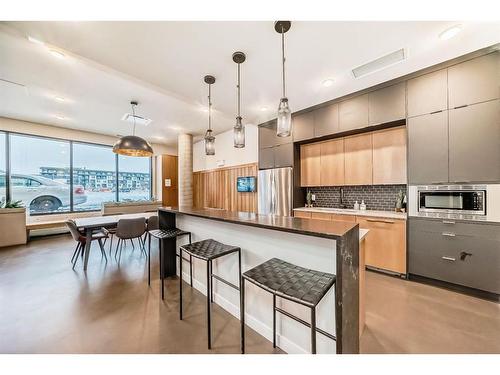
[232,51,246,148]
[112,101,154,157]
[204,75,216,156]
[275,21,292,138]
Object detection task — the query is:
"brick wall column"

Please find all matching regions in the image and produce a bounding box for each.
[178,133,193,207]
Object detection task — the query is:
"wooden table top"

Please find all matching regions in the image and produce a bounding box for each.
[74,212,157,230]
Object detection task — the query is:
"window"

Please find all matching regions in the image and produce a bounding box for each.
[72,143,117,211]
[0,132,5,204]
[10,134,71,214]
[118,155,151,202]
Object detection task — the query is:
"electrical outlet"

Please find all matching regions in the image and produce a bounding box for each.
[311,194,316,201]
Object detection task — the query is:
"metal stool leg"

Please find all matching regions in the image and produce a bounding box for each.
[240,277,245,354]
[311,307,316,354]
[160,239,164,300]
[273,294,277,348]
[179,247,183,320]
[148,235,151,286]
[210,260,214,303]
[206,260,212,349]
[188,233,193,287]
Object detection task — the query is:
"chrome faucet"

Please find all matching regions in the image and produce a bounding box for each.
[339,187,347,209]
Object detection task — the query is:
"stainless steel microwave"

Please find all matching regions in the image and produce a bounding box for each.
[418,187,486,215]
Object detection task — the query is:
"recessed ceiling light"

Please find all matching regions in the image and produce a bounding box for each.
[54,96,65,102]
[439,25,462,40]
[260,106,268,112]
[27,36,44,45]
[49,50,65,59]
[54,115,65,120]
[322,79,334,87]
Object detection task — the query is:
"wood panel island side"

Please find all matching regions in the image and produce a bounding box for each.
[158,206,367,354]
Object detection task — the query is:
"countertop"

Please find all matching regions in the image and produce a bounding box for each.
[293,206,407,220]
[159,206,360,240]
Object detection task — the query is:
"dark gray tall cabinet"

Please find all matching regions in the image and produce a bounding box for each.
[258,121,293,169]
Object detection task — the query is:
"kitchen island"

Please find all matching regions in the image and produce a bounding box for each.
[158,206,367,354]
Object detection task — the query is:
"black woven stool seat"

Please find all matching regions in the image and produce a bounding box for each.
[243,258,336,307]
[180,239,240,261]
[149,228,189,239]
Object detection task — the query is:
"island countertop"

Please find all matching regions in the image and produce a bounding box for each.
[159,206,358,240]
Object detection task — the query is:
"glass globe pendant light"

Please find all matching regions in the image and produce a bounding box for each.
[112,101,154,157]
[232,51,246,148]
[275,21,292,138]
[204,75,216,156]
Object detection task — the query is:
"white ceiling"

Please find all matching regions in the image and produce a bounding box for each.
[1,21,499,146]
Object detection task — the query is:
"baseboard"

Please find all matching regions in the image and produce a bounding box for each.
[181,271,308,354]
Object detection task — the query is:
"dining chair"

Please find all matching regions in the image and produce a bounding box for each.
[65,220,109,269]
[145,215,159,253]
[114,217,147,263]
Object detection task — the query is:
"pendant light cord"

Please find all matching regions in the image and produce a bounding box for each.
[208,84,212,131]
[281,25,286,98]
[131,103,137,136]
[237,63,241,117]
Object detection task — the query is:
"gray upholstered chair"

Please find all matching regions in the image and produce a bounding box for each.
[114,217,147,263]
[145,215,159,251]
[65,219,109,269]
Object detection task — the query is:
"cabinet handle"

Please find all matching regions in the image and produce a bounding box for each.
[442,220,456,225]
[442,232,456,237]
[442,256,456,262]
[366,219,395,224]
[430,110,443,114]
[454,104,468,109]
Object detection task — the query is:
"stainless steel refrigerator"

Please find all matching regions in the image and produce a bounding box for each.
[258,167,293,216]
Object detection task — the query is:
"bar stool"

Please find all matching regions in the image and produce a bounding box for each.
[241,258,336,354]
[179,239,242,350]
[148,228,192,300]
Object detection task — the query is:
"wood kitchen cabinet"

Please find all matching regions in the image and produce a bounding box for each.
[314,103,339,137]
[372,127,407,184]
[448,51,499,109]
[293,111,315,142]
[294,210,312,219]
[339,94,369,132]
[448,100,500,183]
[368,82,406,125]
[357,217,406,274]
[310,212,332,221]
[407,69,448,118]
[408,111,449,184]
[320,138,344,186]
[300,143,321,186]
[344,133,373,185]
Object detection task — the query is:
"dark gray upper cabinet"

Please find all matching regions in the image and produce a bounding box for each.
[258,147,275,170]
[292,111,314,142]
[274,143,294,168]
[368,82,406,125]
[448,52,499,109]
[408,111,449,184]
[448,100,500,183]
[339,94,369,132]
[259,125,276,148]
[314,103,339,138]
[407,69,448,118]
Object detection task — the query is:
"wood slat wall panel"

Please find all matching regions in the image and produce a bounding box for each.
[192,163,258,213]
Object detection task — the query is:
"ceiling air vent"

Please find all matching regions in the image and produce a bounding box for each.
[121,113,152,126]
[352,48,406,78]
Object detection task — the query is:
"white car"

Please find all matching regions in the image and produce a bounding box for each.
[3,174,87,212]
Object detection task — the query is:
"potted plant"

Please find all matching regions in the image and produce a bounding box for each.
[0,199,27,247]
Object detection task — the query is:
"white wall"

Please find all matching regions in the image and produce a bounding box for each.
[193,124,258,171]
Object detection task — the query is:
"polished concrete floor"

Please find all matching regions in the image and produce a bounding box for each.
[0,234,498,354]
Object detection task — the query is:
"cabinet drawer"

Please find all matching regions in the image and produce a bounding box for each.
[294,211,312,219]
[310,212,332,221]
[331,214,356,222]
[409,218,500,241]
[409,229,500,293]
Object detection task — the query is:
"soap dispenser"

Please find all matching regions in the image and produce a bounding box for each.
[360,200,367,210]
[354,200,360,210]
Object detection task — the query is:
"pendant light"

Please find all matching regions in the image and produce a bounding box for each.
[275,21,292,137]
[204,75,216,156]
[112,101,153,157]
[232,51,246,148]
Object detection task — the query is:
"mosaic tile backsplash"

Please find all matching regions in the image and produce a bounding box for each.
[307,185,407,211]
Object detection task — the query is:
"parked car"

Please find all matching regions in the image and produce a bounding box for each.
[0,173,87,213]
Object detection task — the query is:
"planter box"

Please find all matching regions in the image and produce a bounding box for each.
[0,208,27,247]
[101,201,163,216]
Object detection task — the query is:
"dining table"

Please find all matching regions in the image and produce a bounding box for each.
[74,212,157,271]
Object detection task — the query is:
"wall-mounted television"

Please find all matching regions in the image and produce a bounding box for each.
[237,176,256,192]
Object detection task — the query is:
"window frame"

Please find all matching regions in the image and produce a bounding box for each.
[1,130,153,215]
